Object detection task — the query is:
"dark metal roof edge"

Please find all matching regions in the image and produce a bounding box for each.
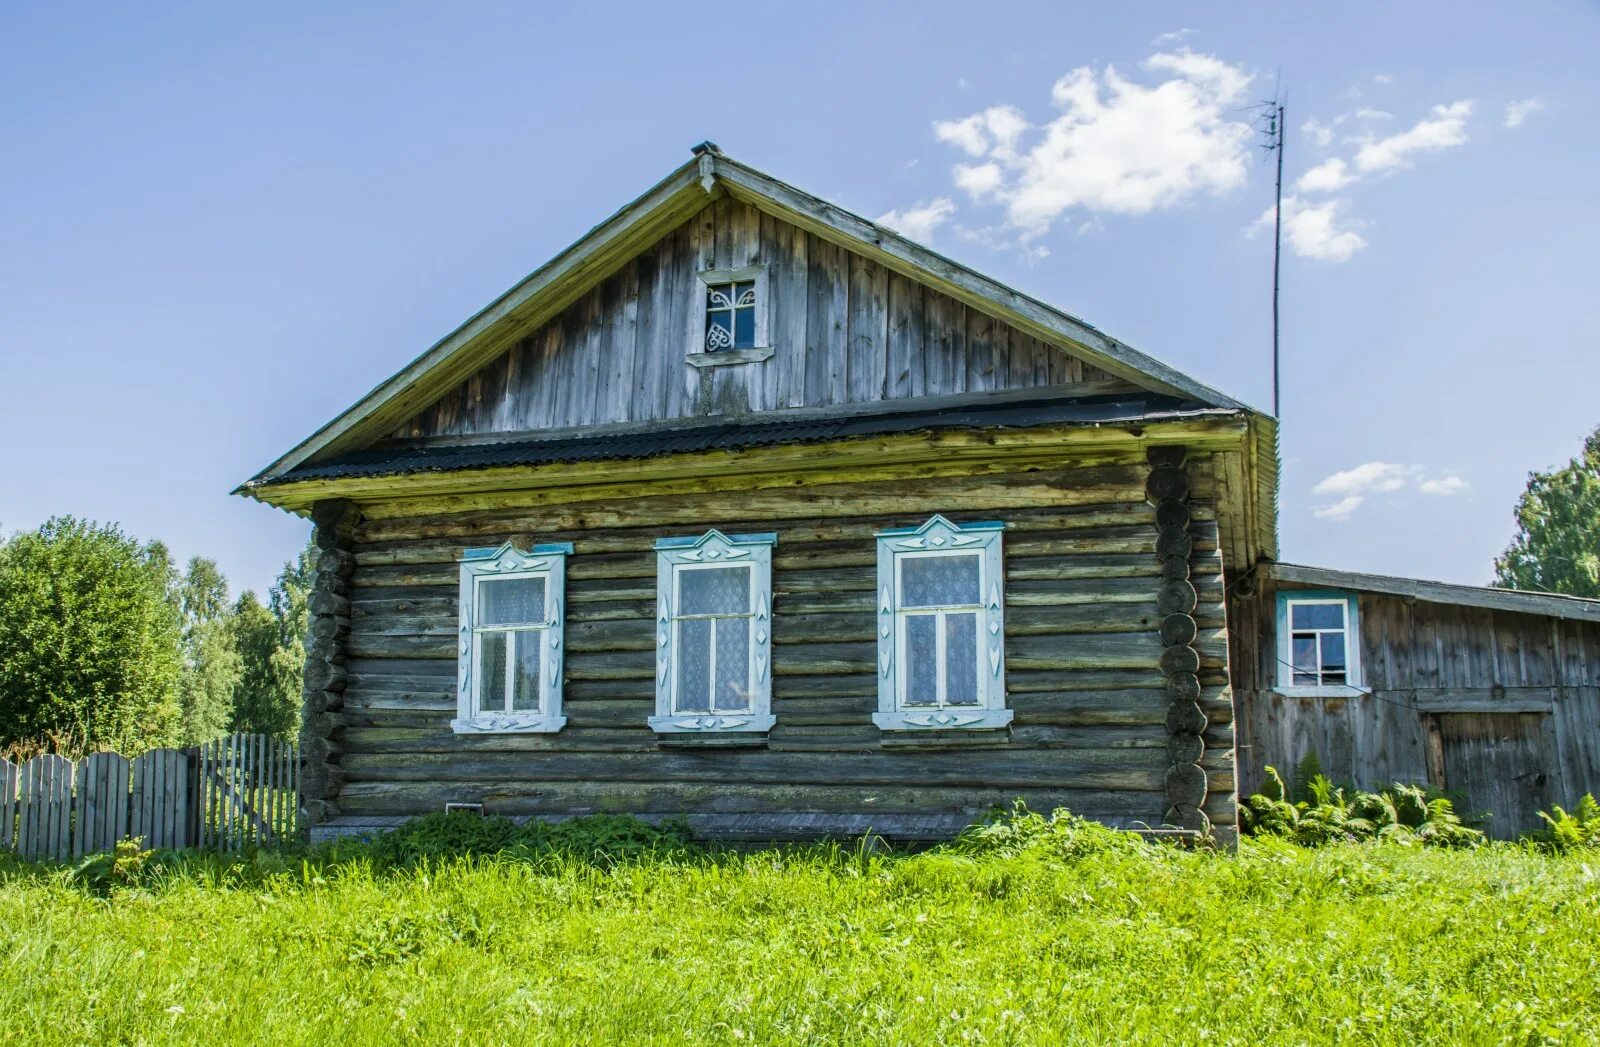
[256,394,1237,487]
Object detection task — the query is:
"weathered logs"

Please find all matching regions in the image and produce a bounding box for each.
[1148,446,1210,836]
[301,499,358,831]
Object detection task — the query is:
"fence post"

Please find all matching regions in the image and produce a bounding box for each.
[0,759,17,852]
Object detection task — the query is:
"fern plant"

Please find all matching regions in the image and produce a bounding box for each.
[1527,794,1600,853]
[1239,766,1483,849]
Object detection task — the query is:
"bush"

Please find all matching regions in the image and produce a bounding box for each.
[949,801,1151,861]
[1239,766,1484,848]
[1526,794,1600,853]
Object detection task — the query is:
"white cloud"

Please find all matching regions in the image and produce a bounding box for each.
[1296,158,1354,193]
[1354,108,1393,121]
[1302,117,1337,148]
[1313,461,1413,497]
[1372,73,1395,86]
[957,77,971,91]
[1504,97,1544,128]
[876,198,957,243]
[1153,27,1196,45]
[1314,495,1365,521]
[1262,196,1367,262]
[932,49,1254,240]
[1351,100,1472,175]
[1420,475,1470,496]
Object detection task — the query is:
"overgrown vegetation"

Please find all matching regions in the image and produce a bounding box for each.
[0,517,311,754]
[1528,794,1600,853]
[1,807,1597,1044]
[1239,762,1484,848]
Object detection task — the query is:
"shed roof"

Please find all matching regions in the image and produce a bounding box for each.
[1269,562,1600,624]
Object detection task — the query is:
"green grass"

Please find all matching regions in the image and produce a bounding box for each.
[1,826,1597,1045]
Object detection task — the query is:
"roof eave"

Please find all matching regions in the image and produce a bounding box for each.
[1268,562,1600,623]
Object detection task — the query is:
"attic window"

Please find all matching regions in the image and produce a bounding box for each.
[705,280,756,351]
[689,266,772,366]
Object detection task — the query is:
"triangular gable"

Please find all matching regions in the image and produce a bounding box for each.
[245,145,1258,484]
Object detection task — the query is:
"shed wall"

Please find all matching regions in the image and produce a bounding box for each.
[1230,579,1600,836]
[328,453,1236,836]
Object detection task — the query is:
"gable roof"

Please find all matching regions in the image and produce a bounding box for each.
[1269,562,1600,624]
[244,143,1264,486]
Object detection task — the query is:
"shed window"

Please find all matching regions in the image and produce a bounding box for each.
[453,542,571,734]
[874,515,1012,732]
[1276,591,1365,694]
[651,531,776,734]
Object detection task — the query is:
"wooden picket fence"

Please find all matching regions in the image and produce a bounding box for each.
[0,733,299,861]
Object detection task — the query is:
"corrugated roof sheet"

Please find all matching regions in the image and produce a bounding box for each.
[260,392,1230,487]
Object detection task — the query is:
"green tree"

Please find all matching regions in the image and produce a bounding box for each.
[0,517,182,750]
[175,556,239,745]
[232,540,316,739]
[1495,426,1600,598]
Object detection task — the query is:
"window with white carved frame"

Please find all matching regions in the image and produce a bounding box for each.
[1276,590,1365,695]
[651,531,776,734]
[874,516,1011,731]
[688,266,772,367]
[453,542,571,734]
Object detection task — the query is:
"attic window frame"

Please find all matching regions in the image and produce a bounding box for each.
[687,265,773,367]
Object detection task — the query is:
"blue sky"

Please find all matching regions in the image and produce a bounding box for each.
[2,3,1596,597]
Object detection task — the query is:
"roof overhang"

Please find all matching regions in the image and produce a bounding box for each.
[1269,562,1600,623]
[241,146,1267,488]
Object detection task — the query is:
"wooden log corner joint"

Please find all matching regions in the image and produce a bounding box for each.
[301,498,358,830]
[1149,445,1208,834]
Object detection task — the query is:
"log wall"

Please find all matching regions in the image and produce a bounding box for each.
[393,197,1123,439]
[316,451,1238,839]
[1230,578,1600,838]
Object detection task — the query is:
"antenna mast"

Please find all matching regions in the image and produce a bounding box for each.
[1264,100,1286,418]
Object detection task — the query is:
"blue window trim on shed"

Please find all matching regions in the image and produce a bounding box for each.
[1275,589,1369,697]
[454,541,574,734]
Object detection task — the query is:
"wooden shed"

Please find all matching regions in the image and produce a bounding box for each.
[238,144,1278,846]
[1230,563,1600,838]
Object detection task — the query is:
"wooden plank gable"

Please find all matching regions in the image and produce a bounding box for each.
[392,198,1130,440]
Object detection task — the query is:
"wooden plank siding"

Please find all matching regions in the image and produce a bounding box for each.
[1230,577,1600,837]
[394,198,1121,440]
[328,452,1236,833]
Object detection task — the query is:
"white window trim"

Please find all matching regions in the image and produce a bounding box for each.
[687,265,773,366]
[874,515,1012,731]
[453,541,571,734]
[651,530,777,734]
[1276,590,1369,697]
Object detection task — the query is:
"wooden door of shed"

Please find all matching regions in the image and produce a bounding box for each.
[1429,713,1553,840]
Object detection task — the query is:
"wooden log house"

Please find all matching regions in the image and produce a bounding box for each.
[238,144,1597,844]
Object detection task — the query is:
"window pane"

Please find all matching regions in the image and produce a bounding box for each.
[734,281,756,306]
[901,554,981,608]
[1320,632,1347,676]
[679,565,749,616]
[675,618,712,712]
[511,631,540,712]
[714,619,751,712]
[706,310,733,351]
[477,631,508,714]
[706,284,734,310]
[904,614,938,706]
[1290,602,1345,631]
[1291,634,1318,685]
[478,577,545,627]
[733,306,755,348]
[944,612,979,706]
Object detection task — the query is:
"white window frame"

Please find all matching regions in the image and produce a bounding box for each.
[651,530,776,733]
[453,541,571,733]
[874,515,1011,731]
[687,265,773,367]
[1276,590,1367,697]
